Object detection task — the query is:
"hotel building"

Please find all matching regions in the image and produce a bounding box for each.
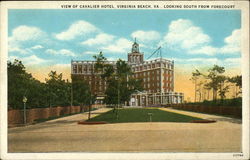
[71,41,184,106]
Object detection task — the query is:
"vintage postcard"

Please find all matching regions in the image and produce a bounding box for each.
[0,1,249,160]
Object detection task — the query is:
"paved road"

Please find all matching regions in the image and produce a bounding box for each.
[8,108,241,152]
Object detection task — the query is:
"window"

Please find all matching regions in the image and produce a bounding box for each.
[78,65,82,73]
[157,70,160,75]
[73,65,77,73]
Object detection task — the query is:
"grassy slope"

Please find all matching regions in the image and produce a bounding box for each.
[87,108,203,123]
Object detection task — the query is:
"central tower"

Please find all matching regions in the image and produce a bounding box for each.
[128,39,144,64]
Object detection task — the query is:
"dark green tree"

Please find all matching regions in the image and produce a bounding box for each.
[93,52,143,114]
[8,59,47,109]
[45,71,71,107]
[71,75,91,106]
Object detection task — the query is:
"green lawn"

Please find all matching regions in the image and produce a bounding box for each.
[87,108,203,123]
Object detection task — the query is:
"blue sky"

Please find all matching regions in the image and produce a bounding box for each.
[8,9,241,71]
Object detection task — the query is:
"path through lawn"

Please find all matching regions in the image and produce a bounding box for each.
[87,108,203,123]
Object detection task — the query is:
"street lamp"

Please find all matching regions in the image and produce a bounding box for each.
[23,96,27,124]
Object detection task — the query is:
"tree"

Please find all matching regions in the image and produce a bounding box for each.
[203,82,212,100]
[93,52,143,118]
[205,65,227,101]
[191,65,234,102]
[71,75,91,106]
[190,69,201,102]
[228,75,242,97]
[45,71,70,107]
[8,59,47,109]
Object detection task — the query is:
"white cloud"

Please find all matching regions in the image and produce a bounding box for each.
[160,19,240,56]
[30,45,44,50]
[189,46,218,55]
[10,25,45,42]
[186,58,219,63]
[8,46,30,55]
[8,25,47,55]
[182,29,241,55]
[219,29,241,54]
[173,57,219,64]
[81,33,115,46]
[173,57,241,68]
[22,55,46,65]
[224,57,241,65]
[83,51,99,55]
[160,19,211,50]
[8,56,19,62]
[46,49,76,57]
[106,57,119,61]
[55,20,99,41]
[131,30,161,43]
[102,38,132,53]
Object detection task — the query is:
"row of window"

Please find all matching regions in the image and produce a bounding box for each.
[72,64,174,75]
[72,65,94,74]
[132,70,173,77]
[132,63,173,72]
[129,55,143,63]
